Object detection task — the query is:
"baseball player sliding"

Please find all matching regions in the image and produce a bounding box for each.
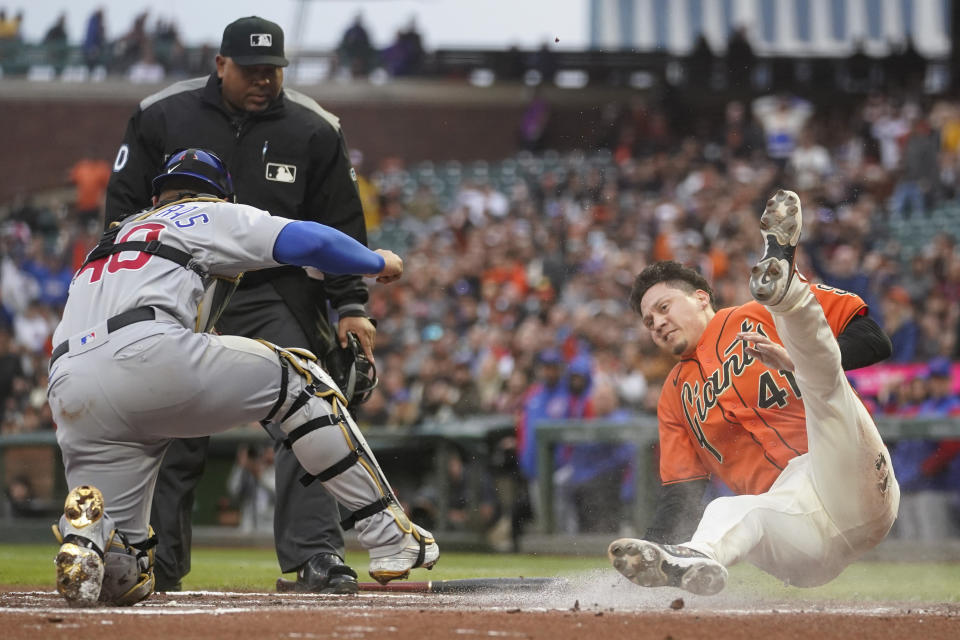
[608,189,899,595]
[48,149,438,607]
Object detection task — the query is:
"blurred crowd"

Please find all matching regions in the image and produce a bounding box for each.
[2,84,960,539]
[356,91,960,425]
[0,6,428,83]
[334,13,426,79]
[0,7,213,81]
[2,6,939,95]
[0,7,431,83]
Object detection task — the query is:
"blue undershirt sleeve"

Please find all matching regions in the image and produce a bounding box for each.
[272,220,385,275]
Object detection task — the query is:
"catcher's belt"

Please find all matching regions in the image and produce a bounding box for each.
[50,306,156,367]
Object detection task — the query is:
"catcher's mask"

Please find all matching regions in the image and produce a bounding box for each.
[152,148,235,201]
[325,332,378,405]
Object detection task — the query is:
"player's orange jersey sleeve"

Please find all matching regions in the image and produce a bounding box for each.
[810,283,868,331]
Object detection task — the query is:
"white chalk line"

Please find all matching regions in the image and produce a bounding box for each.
[1,590,950,617]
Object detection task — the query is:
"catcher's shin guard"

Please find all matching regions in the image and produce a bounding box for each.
[260,342,438,583]
[53,486,156,607]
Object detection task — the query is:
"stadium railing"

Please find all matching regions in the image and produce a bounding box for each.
[1,415,957,537]
[0,42,950,95]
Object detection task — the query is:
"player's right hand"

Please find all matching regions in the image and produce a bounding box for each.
[737,331,795,371]
[370,249,403,283]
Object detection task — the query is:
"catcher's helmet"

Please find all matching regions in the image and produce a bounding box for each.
[324,332,378,406]
[152,148,235,200]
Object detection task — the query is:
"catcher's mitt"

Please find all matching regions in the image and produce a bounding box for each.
[323,332,378,406]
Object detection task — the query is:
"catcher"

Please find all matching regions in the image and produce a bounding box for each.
[48,149,438,607]
[608,190,899,595]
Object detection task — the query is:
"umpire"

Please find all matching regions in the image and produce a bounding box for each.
[104,16,375,593]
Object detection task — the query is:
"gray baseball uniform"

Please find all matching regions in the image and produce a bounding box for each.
[49,198,427,559]
[51,199,287,538]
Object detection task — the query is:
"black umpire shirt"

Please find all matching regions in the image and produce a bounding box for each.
[104,73,370,349]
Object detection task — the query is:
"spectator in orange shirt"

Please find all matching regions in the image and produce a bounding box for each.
[69,157,112,227]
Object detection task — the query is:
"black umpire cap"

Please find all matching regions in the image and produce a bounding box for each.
[220,16,289,67]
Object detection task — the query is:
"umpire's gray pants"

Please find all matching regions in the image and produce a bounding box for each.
[151,283,344,580]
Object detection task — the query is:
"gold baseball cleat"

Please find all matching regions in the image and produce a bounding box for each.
[55,485,108,607]
[64,485,105,528]
[368,525,439,585]
[55,542,104,607]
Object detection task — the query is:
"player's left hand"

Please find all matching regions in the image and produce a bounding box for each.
[737,331,794,372]
[370,249,403,283]
[339,316,377,365]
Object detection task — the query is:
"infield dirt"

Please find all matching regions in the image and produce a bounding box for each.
[3,572,958,640]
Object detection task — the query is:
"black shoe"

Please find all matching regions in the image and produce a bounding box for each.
[296,553,359,594]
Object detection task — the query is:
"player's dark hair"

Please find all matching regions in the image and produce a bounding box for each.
[629,260,716,315]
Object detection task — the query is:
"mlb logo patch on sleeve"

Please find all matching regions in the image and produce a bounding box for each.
[266,163,297,183]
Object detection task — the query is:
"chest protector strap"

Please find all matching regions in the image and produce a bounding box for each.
[82,233,206,278]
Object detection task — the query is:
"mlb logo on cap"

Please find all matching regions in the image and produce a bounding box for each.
[220,16,289,67]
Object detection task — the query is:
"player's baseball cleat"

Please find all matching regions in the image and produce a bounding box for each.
[368,524,439,585]
[64,484,105,528]
[608,538,727,596]
[55,485,108,607]
[56,542,104,607]
[749,189,803,306]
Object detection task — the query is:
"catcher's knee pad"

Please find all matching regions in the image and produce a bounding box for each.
[99,528,156,606]
[53,485,156,606]
[259,341,414,544]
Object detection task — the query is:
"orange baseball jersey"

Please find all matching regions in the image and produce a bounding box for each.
[657,284,867,495]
